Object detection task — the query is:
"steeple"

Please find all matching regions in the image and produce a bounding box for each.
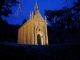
[34,0,39,14]
[30,11,31,19]
[32,11,34,19]
[30,11,34,19]
[44,16,46,21]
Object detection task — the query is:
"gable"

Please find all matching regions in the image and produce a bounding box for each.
[33,11,44,21]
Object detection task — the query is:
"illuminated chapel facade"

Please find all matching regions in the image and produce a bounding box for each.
[18,1,48,45]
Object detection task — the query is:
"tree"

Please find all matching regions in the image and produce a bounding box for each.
[22,18,27,25]
[0,0,18,19]
[73,0,80,22]
[0,0,18,42]
[45,0,79,29]
[45,9,66,28]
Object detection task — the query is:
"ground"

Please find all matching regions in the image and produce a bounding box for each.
[0,42,80,60]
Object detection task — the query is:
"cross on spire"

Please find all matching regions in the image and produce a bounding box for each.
[34,0,38,14]
[36,0,37,4]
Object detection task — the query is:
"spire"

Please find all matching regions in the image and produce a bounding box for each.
[30,11,34,19]
[44,16,48,24]
[36,0,37,5]
[35,0,38,10]
[30,11,31,19]
[32,11,34,19]
[44,16,46,21]
[34,0,38,14]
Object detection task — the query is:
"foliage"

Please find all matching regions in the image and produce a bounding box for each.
[48,26,80,44]
[0,43,80,60]
[0,0,20,42]
[22,18,27,25]
[45,0,80,29]
[0,0,18,18]
[0,19,21,42]
[46,0,80,44]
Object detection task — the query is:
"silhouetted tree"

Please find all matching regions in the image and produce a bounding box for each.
[0,0,18,20]
[0,0,19,42]
[45,0,80,44]
[45,9,66,28]
[22,18,27,25]
[73,0,80,22]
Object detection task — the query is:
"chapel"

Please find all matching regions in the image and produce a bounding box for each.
[18,1,48,45]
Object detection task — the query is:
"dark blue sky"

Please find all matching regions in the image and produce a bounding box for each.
[2,0,76,25]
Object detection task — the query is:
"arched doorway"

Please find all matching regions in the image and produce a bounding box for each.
[37,34,41,45]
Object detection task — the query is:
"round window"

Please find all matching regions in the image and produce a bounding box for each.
[39,29,40,31]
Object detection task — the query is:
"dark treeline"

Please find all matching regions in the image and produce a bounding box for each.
[0,19,20,42]
[0,0,20,42]
[0,0,27,43]
[46,0,80,44]
[45,0,80,29]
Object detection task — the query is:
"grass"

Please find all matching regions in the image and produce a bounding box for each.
[0,42,80,60]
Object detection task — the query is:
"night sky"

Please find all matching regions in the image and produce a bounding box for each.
[2,0,76,25]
